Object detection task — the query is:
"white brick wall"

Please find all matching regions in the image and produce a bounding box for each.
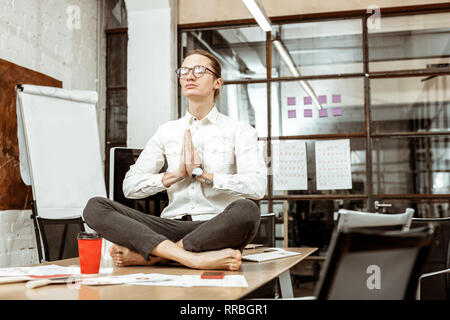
[0,210,38,267]
[0,0,104,267]
[0,0,99,91]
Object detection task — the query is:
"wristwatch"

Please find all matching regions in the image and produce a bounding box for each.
[192,166,213,185]
[192,167,203,178]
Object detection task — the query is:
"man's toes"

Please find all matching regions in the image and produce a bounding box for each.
[109,244,121,256]
[230,262,240,271]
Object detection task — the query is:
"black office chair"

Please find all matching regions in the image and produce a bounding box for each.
[31,201,85,262]
[313,225,437,300]
[109,147,168,216]
[250,213,275,247]
[411,217,450,300]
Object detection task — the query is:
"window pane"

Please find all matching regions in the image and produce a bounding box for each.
[270,138,366,195]
[271,79,365,136]
[180,26,267,81]
[181,83,267,137]
[372,199,450,218]
[368,12,450,72]
[107,34,127,88]
[284,199,365,251]
[107,89,127,143]
[372,136,450,194]
[271,19,363,77]
[371,76,450,133]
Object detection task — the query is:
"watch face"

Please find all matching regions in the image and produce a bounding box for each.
[192,167,203,176]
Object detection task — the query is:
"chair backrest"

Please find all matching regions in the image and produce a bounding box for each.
[411,217,450,300]
[251,213,275,247]
[109,147,168,216]
[336,208,414,232]
[17,85,107,219]
[314,225,436,300]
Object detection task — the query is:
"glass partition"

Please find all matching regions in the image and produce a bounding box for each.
[271,19,363,77]
[271,78,365,136]
[181,82,268,137]
[372,136,450,195]
[180,26,267,81]
[371,76,450,133]
[368,12,450,72]
[371,198,450,218]
[270,138,366,195]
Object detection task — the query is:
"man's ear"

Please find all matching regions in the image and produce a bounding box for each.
[214,77,223,90]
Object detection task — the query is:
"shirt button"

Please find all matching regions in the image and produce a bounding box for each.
[190,205,195,209]
[219,184,223,188]
[191,186,195,190]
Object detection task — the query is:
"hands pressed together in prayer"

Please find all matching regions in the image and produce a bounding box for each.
[162,129,214,187]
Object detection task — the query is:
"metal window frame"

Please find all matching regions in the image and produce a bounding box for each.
[177,5,450,214]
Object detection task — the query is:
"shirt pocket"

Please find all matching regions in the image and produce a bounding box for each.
[202,142,235,173]
[164,143,181,172]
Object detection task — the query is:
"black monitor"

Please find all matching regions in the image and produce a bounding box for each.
[109,147,168,216]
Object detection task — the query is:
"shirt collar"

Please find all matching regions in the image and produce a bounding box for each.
[184,105,218,125]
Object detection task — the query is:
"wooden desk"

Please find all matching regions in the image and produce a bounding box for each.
[0,247,316,300]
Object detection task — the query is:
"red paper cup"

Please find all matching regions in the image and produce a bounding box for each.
[77,232,103,274]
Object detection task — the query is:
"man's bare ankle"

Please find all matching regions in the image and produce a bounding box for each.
[175,239,184,250]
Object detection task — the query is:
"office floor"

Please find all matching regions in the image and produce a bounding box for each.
[293,281,316,297]
[291,259,323,298]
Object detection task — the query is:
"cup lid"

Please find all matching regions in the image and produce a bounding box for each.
[77,232,102,239]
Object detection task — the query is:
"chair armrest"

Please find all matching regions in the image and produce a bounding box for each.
[416,268,450,300]
[420,268,450,280]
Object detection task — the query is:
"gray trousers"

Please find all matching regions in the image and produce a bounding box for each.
[82,197,261,261]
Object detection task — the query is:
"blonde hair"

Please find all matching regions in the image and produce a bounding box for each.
[184,49,222,102]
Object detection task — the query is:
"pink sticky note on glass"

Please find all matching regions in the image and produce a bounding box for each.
[333,107,343,116]
[318,95,327,104]
[319,108,328,117]
[303,96,312,105]
[288,109,296,118]
[304,109,313,117]
[287,97,296,106]
[332,94,341,103]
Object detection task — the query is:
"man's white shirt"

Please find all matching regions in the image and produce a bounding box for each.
[123,106,267,221]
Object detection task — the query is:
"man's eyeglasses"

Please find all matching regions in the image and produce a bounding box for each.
[175,65,220,79]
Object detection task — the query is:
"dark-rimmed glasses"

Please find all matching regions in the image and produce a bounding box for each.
[175,65,220,79]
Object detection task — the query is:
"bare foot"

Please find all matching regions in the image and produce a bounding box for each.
[109,244,164,267]
[188,249,242,271]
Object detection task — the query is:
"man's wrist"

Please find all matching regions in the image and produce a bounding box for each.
[200,172,214,185]
[175,168,187,180]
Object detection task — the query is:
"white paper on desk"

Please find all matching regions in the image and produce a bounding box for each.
[272,140,308,190]
[131,274,248,287]
[181,275,248,287]
[0,265,113,278]
[128,273,189,287]
[79,273,161,286]
[315,139,352,190]
[0,265,80,277]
